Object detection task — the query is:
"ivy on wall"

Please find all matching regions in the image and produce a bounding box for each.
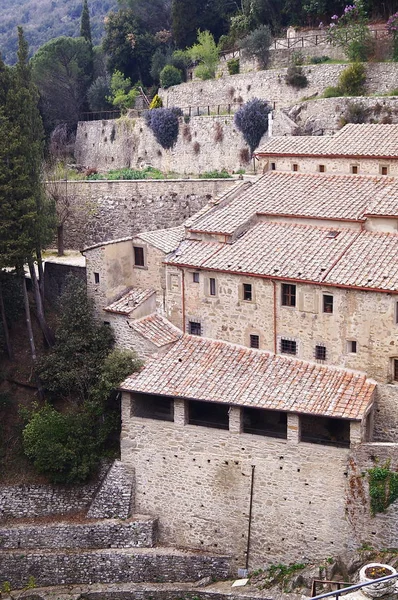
[368,460,398,516]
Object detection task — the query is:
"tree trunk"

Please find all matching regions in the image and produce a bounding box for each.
[57,224,64,256]
[36,245,45,304]
[20,270,44,398]
[28,260,55,347]
[0,280,13,360]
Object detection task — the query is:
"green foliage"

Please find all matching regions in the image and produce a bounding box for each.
[199,169,232,178]
[260,562,307,590]
[338,62,366,96]
[227,58,240,75]
[240,25,272,69]
[342,101,368,123]
[150,48,171,83]
[107,70,139,112]
[310,55,330,64]
[87,76,112,111]
[86,166,165,180]
[285,64,308,88]
[188,30,219,80]
[149,94,163,108]
[323,85,342,97]
[80,0,92,43]
[368,460,398,516]
[160,64,183,88]
[326,0,373,62]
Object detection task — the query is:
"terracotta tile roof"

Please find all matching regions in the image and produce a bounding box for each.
[137,226,185,254]
[189,172,397,235]
[324,230,398,291]
[120,335,376,420]
[82,236,133,253]
[129,313,183,347]
[167,239,223,267]
[256,124,398,158]
[104,288,155,315]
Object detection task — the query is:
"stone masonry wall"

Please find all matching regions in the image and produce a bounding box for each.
[75,116,267,175]
[87,461,133,519]
[160,63,398,111]
[0,518,157,550]
[0,548,231,588]
[59,179,237,249]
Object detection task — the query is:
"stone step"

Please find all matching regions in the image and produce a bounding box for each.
[0,547,231,589]
[0,515,157,550]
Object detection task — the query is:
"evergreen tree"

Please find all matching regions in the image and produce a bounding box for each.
[80,0,92,44]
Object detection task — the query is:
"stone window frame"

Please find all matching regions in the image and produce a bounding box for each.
[249,333,260,349]
[270,162,276,171]
[241,282,254,302]
[350,164,359,174]
[395,300,398,324]
[318,164,326,173]
[292,162,299,172]
[392,357,398,382]
[380,164,390,176]
[208,277,217,297]
[133,244,147,269]
[94,272,100,284]
[281,282,296,308]
[322,293,334,314]
[192,272,200,283]
[347,340,357,354]
[279,335,299,356]
[168,271,181,293]
[314,344,327,361]
[187,318,202,336]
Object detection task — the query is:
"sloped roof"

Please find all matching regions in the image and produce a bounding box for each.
[137,226,185,254]
[129,313,182,347]
[104,288,155,315]
[256,124,398,158]
[120,335,376,420]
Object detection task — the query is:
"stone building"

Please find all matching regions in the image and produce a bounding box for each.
[255,123,398,176]
[84,129,398,570]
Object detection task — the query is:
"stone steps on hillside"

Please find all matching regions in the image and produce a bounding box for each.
[0,515,157,550]
[0,546,232,588]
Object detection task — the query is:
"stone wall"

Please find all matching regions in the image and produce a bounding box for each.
[44,262,86,305]
[160,63,398,111]
[58,179,237,249]
[0,517,157,549]
[0,548,231,588]
[87,461,133,519]
[75,116,266,175]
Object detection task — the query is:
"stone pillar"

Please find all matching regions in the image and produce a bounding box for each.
[287,413,300,444]
[229,406,242,434]
[350,420,362,446]
[122,391,132,419]
[174,398,187,425]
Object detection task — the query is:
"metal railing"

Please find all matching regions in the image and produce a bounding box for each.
[311,572,398,600]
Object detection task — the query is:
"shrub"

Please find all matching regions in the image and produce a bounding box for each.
[106,70,139,112]
[239,25,272,70]
[199,169,231,178]
[146,107,180,149]
[188,30,219,80]
[160,64,183,89]
[214,122,223,143]
[234,98,271,154]
[343,101,368,123]
[182,123,192,142]
[310,55,330,64]
[193,141,200,154]
[87,76,112,112]
[227,58,240,75]
[338,62,366,96]
[194,63,214,80]
[285,65,308,89]
[149,94,163,109]
[326,0,372,62]
[323,86,342,97]
[239,147,251,164]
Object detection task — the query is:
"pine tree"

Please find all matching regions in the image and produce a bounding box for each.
[80,0,92,44]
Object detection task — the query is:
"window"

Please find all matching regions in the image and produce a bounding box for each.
[292,163,298,172]
[300,415,350,448]
[271,162,276,170]
[209,277,216,296]
[94,272,100,284]
[243,283,252,301]
[193,272,200,283]
[323,294,334,313]
[132,392,174,422]
[243,408,287,439]
[318,164,326,173]
[188,400,229,429]
[315,345,326,361]
[189,321,201,336]
[281,283,296,307]
[250,334,259,349]
[104,321,110,326]
[394,359,398,382]
[351,165,358,174]
[134,246,145,267]
[380,165,389,176]
[396,301,398,324]
[280,338,297,355]
[348,340,357,353]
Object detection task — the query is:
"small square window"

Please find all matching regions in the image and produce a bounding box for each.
[351,165,358,174]
[280,339,297,355]
[271,162,276,170]
[243,283,252,301]
[189,321,201,336]
[396,301,398,324]
[193,272,200,283]
[318,164,325,173]
[315,345,326,360]
[292,163,298,172]
[134,246,145,267]
[348,340,357,353]
[281,283,296,307]
[380,165,389,176]
[94,272,100,284]
[394,359,398,381]
[209,277,216,296]
[250,334,259,349]
[323,294,334,313]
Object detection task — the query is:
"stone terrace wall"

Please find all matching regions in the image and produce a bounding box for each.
[160,63,398,110]
[0,518,157,549]
[0,548,231,588]
[75,116,267,175]
[57,179,237,249]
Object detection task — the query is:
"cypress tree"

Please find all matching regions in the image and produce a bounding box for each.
[80,0,92,44]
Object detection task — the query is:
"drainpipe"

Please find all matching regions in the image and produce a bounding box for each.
[268,111,273,138]
[245,465,255,570]
[180,268,186,333]
[272,280,277,353]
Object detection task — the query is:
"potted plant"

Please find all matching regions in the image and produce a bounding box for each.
[359,563,397,598]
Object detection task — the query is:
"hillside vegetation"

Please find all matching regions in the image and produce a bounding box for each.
[0,0,117,63]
